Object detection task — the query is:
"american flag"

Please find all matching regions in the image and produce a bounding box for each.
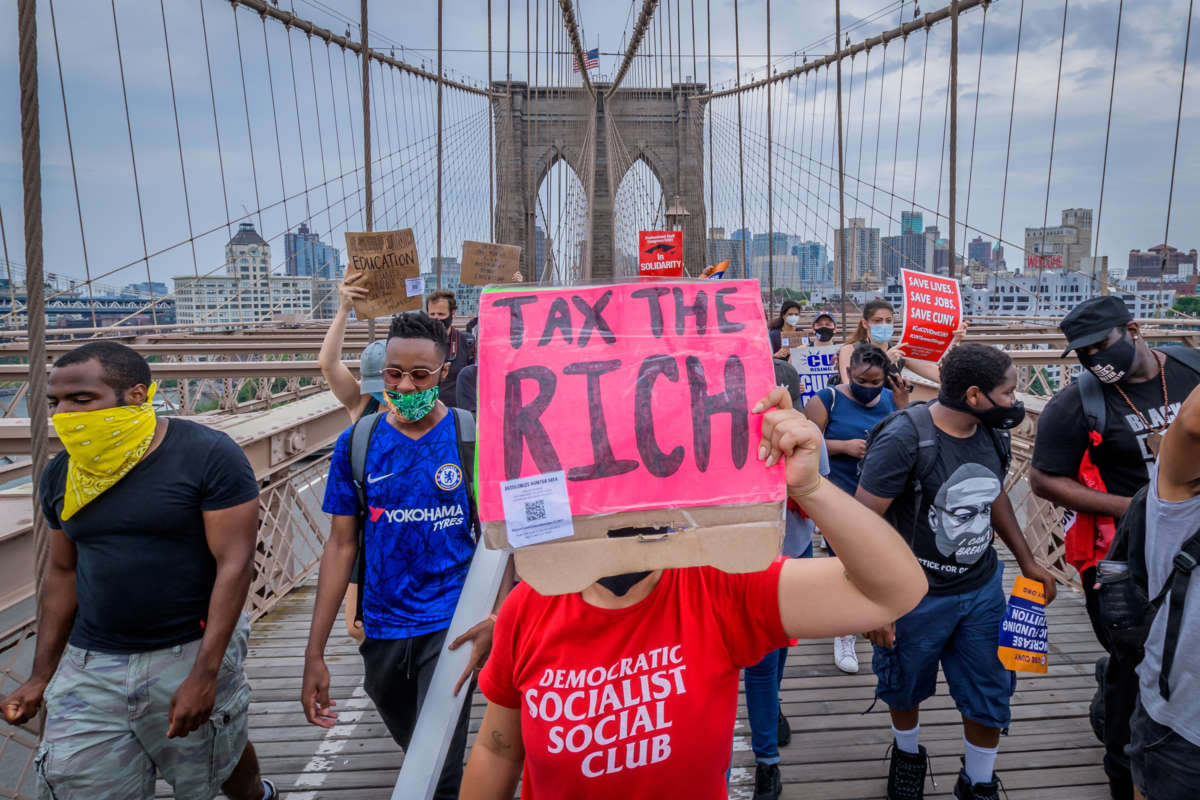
[573,48,599,72]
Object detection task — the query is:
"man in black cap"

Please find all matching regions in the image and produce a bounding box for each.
[1030,295,1200,799]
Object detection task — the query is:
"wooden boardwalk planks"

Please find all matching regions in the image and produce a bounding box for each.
[157,547,1107,799]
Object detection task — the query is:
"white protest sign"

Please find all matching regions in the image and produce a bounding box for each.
[789,345,840,405]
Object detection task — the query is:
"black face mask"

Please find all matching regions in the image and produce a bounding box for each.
[940,390,1026,430]
[596,571,652,597]
[1080,331,1136,385]
[814,327,835,342]
[849,381,883,404]
[439,316,453,331]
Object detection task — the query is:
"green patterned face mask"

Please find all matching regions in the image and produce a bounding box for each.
[384,385,439,422]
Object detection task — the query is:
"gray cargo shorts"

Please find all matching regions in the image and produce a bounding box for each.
[35,615,252,800]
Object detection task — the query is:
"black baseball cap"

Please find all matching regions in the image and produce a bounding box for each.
[1059,296,1133,357]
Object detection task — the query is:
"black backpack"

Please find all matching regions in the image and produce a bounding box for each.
[861,402,1011,538]
[1077,346,1200,441]
[1097,484,1200,701]
[347,407,477,622]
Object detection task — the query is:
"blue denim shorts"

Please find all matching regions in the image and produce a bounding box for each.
[871,562,1016,730]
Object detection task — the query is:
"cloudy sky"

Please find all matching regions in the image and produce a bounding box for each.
[0,0,1196,302]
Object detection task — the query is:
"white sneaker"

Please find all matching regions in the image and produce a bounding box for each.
[834,634,859,674]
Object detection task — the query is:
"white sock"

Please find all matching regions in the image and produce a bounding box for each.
[963,738,998,785]
[892,724,920,754]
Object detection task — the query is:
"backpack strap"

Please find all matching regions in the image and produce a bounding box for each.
[349,411,386,624]
[1161,345,1200,377]
[902,404,940,488]
[990,428,1013,476]
[1078,369,1108,442]
[1151,529,1200,700]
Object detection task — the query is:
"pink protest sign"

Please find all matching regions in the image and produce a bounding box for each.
[898,268,962,362]
[475,280,785,522]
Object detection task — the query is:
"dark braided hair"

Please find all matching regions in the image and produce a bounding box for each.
[387,311,449,360]
[848,341,890,375]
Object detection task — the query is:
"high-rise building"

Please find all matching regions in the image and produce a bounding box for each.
[901,211,923,235]
[881,230,932,277]
[834,218,881,283]
[1024,208,1092,271]
[968,236,994,269]
[174,222,313,326]
[285,222,341,278]
[791,241,829,284]
[707,228,746,280]
[752,232,788,258]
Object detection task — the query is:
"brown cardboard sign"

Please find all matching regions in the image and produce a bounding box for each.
[460,240,523,286]
[344,229,421,318]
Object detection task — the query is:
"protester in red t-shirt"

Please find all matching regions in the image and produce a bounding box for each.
[460,387,929,800]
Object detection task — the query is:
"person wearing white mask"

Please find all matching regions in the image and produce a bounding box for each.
[768,299,808,358]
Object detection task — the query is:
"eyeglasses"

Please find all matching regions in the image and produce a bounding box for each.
[382,363,445,386]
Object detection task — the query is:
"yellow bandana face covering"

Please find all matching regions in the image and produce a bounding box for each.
[52,383,158,521]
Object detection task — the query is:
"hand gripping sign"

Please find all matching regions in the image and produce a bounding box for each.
[897,268,962,362]
[997,575,1049,674]
[638,231,684,280]
[476,280,786,594]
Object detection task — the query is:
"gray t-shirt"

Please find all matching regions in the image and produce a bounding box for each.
[1138,461,1200,747]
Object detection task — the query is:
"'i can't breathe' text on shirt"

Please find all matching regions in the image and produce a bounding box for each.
[478,561,790,799]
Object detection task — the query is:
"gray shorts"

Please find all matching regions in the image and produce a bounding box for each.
[35,616,252,800]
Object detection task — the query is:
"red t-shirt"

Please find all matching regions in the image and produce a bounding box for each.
[478,560,789,799]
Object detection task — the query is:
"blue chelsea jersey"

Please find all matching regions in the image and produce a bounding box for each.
[322,412,475,639]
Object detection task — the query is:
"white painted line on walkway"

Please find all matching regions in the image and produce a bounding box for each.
[284,681,371,799]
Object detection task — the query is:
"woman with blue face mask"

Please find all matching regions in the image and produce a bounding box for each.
[805,342,908,675]
[837,298,967,386]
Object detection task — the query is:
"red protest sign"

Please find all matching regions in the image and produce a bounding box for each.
[475,280,784,522]
[897,267,962,362]
[638,231,684,280]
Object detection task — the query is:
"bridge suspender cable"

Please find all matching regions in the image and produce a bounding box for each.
[17,0,50,594]
[1159,0,1194,310]
[608,0,660,98]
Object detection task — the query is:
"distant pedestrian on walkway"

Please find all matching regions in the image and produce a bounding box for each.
[2,341,274,800]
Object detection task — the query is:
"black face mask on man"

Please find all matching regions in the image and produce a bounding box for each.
[1080,330,1136,384]
[939,389,1026,430]
[814,327,835,342]
[596,571,652,597]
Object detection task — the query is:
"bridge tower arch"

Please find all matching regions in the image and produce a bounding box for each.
[494,81,707,282]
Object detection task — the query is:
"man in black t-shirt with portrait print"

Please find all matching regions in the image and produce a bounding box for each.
[857,344,1057,800]
[1030,295,1200,800]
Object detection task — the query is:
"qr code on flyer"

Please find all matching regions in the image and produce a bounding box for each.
[524,499,547,522]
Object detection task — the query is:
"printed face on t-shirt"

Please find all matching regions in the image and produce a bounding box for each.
[928,463,1002,563]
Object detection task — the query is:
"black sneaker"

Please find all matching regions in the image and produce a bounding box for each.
[753,761,782,800]
[886,742,928,800]
[953,764,1002,800]
[777,703,792,747]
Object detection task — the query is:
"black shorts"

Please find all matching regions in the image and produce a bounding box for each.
[1129,699,1200,800]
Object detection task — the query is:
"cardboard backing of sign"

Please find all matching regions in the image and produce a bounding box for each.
[483,504,783,596]
[344,229,421,318]
[460,240,523,286]
[475,279,786,595]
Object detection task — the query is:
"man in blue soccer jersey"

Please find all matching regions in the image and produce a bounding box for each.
[301,311,507,800]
